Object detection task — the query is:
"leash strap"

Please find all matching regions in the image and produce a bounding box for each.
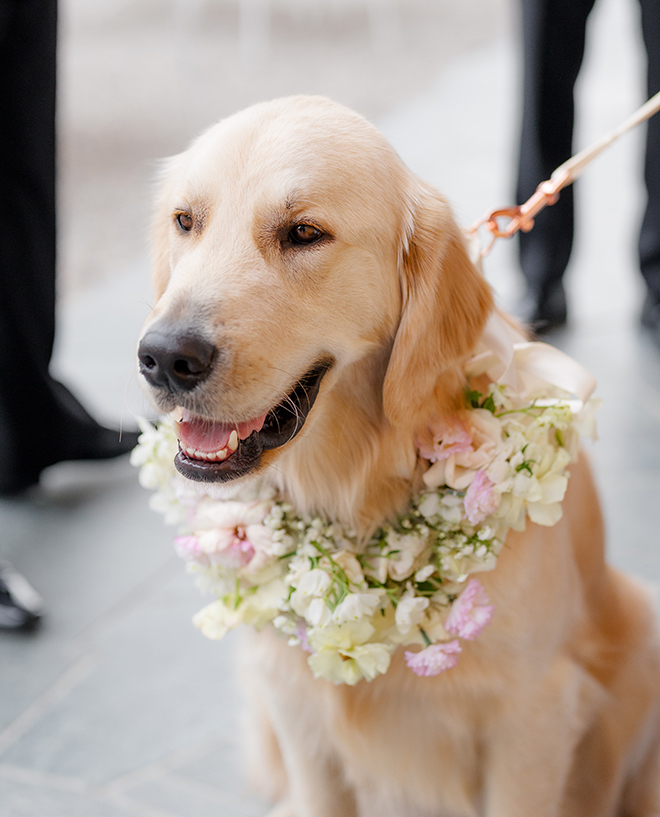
[471,89,660,256]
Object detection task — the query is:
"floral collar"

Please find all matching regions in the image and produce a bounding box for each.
[131,314,599,686]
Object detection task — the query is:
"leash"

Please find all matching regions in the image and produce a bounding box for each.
[471,90,660,257]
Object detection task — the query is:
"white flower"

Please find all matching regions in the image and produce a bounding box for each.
[496,494,527,531]
[194,499,271,530]
[131,417,179,491]
[387,533,426,581]
[437,494,464,525]
[415,564,435,582]
[332,592,382,625]
[417,492,442,519]
[526,501,563,527]
[290,569,332,617]
[333,551,365,586]
[362,555,389,584]
[287,554,312,586]
[306,597,332,627]
[574,397,601,442]
[270,533,295,556]
[395,591,430,635]
[536,403,572,430]
[297,569,332,597]
[538,472,568,504]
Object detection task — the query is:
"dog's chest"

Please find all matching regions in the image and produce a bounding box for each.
[253,633,486,816]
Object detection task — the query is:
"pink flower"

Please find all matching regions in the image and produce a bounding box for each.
[193,501,274,573]
[422,410,504,491]
[404,641,462,676]
[463,470,499,524]
[417,422,472,463]
[445,579,493,640]
[174,535,205,562]
[294,621,313,653]
[216,534,256,569]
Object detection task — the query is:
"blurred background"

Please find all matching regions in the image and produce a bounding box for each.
[2,0,660,815]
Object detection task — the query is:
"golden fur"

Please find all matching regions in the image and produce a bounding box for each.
[140,96,660,816]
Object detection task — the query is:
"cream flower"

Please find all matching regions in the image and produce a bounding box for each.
[193,599,242,639]
[307,620,391,685]
[308,642,392,685]
[193,579,282,633]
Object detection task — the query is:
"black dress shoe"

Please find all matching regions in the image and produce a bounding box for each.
[641,291,660,347]
[0,562,43,630]
[0,424,140,497]
[517,282,568,335]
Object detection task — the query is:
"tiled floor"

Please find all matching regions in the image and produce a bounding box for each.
[2,0,660,815]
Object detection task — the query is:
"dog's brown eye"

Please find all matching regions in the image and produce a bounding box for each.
[176,212,193,232]
[289,224,322,246]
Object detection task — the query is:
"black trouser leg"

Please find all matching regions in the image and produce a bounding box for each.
[516,0,597,295]
[639,0,660,304]
[0,0,136,493]
[0,0,62,488]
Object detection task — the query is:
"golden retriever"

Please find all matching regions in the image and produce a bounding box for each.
[137,96,660,817]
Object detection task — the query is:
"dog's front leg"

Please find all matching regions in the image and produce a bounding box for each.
[482,656,602,817]
[259,694,357,817]
[268,732,357,817]
[245,641,356,816]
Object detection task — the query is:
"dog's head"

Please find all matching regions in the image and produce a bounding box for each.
[138,96,492,487]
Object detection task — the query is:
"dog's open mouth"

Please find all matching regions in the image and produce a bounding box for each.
[173,361,332,483]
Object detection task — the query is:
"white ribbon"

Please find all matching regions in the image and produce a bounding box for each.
[466,310,597,405]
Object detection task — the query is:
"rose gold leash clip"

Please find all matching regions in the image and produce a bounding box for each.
[470,89,660,257]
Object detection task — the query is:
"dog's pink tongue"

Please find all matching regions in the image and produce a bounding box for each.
[178,410,267,452]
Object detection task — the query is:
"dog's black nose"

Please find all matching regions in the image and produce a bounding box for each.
[138,328,216,392]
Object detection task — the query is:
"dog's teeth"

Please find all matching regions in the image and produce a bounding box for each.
[182,444,232,462]
[228,430,238,452]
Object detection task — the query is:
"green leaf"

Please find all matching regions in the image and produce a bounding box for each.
[481,394,496,413]
[466,389,483,409]
[419,627,432,647]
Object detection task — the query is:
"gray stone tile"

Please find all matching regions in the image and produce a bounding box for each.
[176,741,255,801]
[0,777,132,817]
[128,774,268,817]
[0,635,86,735]
[0,460,173,638]
[1,571,246,785]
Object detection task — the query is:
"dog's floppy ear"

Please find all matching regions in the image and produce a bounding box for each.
[383,182,493,429]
